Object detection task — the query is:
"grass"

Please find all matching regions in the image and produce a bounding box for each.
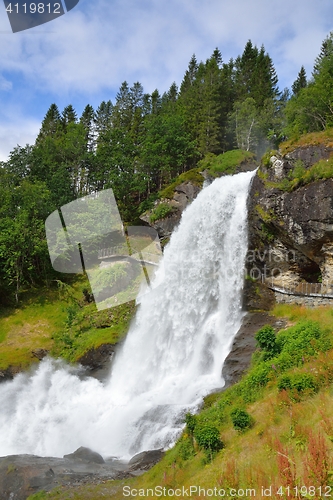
[279,128,333,155]
[0,275,136,370]
[158,149,256,200]
[0,286,68,370]
[198,149,256,177]
[27,303,333,500]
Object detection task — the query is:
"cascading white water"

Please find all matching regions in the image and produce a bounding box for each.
[0,170,255,459]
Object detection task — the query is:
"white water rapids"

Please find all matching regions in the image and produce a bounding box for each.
[0,171,255,459]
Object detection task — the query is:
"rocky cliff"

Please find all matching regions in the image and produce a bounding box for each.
[246,141,333,300]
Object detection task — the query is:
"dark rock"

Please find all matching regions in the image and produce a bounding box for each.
[31,349,48,360]
[222,312,287,388]
[243,280,275,311]
[0,453,128,500]
[247,145,333,290]
[128,449,164,471]
[63,446,105,464]
[0,366,22,384]
[78,344,114,372]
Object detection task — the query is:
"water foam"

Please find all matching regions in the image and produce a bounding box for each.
[0,171,255,459]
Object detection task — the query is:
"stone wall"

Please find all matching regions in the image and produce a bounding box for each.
[274,291,333,307]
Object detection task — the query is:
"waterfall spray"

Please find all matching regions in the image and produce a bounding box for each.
[0,170,255,459]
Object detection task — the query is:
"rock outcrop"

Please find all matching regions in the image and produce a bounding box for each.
[140,157,258,240]
[0,447,164,499]
[246,143,333,304]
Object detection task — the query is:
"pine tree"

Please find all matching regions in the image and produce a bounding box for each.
[61,105,77,128]
[292,66,307,95]
[179,54,198,94]
[94,100,113,138]
[80,104,95,151]
[36,104,61,143]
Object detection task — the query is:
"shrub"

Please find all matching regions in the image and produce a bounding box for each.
[230,408,254,432]
[194,425,224,452]
[178,436,195,461]
[277,373,318,394]
[185,412,197,434]
[255,325,280,357]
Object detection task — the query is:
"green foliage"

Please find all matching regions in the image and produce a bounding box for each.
[194,425,224,452]
[198,149,255,177]
[277,373,318,394]
[51,299,136,362]
[230,408,254,431]
[149,203,174,223]
[185,413,197,434]
[178,436,195,461]
[26,492,48,500]
[158,169,204,200]
[255,325,280,357]
[285,32,333,137]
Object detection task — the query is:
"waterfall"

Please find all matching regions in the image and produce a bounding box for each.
[0,170,255,459]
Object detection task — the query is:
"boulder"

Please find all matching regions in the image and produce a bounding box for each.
[63,446,105,464]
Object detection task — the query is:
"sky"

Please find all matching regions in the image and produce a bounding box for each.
[0,0,333,161]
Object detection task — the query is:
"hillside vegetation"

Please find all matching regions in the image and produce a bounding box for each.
[26,304,333,499]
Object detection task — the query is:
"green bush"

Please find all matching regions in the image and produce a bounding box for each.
[178,436,195,461]
[255,325,280,357]
[275,321,330,364]
[194,425,224,452]
[230,408,254,431]
[185,412,197,434]
[149,203,173,223]
[277,373,318,394]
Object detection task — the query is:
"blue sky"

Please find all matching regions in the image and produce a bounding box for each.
[0,0,333,161]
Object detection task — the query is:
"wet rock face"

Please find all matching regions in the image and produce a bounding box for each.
[246,146,333,296]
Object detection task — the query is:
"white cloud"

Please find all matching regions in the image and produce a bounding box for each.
[0,116,40,161]
[0,0,333,159]
[0,0,332,93]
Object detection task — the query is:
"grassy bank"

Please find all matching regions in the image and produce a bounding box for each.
[0,276,135,371]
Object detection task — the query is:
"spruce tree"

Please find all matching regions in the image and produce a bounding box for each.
[61,105,77,128]
[36,103,61,143]
[94,100,113,138]
[291,66,307,95]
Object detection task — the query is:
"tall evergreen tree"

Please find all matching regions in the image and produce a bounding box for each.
[36,104,61,143]
[292,66,307,95]
[80,104,96,151]
[61,105,77,128]
[94,100,113,139]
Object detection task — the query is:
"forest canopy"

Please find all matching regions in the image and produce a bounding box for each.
[1,33,333,303]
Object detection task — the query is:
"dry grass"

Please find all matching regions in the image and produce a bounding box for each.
[279,128,333,155]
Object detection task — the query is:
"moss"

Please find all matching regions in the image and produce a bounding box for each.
[198,149,256,177]
[261,149,278,167]
[149,202,174,223]
[266,153,333,193]
[159,169,204,199]
[279,127,333,155]
[255,205,276,223]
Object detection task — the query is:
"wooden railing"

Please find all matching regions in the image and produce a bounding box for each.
[265,278,333,298]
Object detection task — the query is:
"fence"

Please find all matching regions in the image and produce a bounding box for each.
[264,277,333,299]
